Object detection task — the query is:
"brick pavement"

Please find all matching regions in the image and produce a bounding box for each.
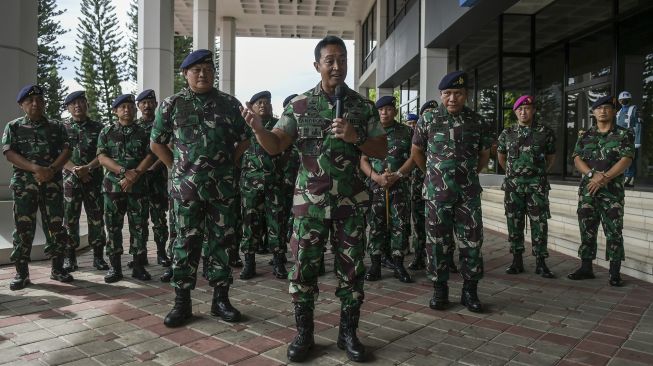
[1,229,652,365]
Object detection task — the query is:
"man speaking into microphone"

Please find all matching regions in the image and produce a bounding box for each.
[241,36,386,363]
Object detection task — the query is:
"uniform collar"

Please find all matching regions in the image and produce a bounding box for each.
[24,114,47,126]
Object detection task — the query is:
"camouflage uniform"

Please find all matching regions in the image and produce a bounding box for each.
[97,122,151,257]
[410,135,426,256]
[275,83,385,310]
[497,123,555,257]
[278,145,300,247]
[572,125,634,261]
[151,87,249,289]
[413,104,493,283]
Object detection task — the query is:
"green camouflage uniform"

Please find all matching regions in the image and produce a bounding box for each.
[275,83,385,311]
[497,122,555,257]
[411,162,426,255]
[278,145,300,247]
[413,104,493,283]
[151,87,249,289]
[367,121,412,257]
[2,116,70,262]
[97,122,152,257]
[572,125,634,261]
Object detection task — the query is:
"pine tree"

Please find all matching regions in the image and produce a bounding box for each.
[173,36,193,93]
[37,0,69,120]
[126,0,138,86]
[75,0,124,124]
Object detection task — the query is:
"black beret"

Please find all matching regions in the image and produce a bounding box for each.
[16,84,43,104]
[64,90,86,106]
[591,95,616,110]
[419,100,438,115]
[438,70,467,90]
[180,49,214,69]
[375,95,395,109]
[136,89,156,102]
[111,94,135,109]
[283,94,298,108]
[250,90,271,104]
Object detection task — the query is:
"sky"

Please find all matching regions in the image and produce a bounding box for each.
[55,0,355,116]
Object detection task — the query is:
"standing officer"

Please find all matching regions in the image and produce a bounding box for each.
[241,36,387,362]
[62,90,108,272]
[497,95,556,278]
[616,91,642,187]
[362,95,413,283]
[98,94,155,283]
[3,84,74,290]
[568,95,634,286]
[150,49,248,327]
[136,89,171,268]
[411,71,493,313]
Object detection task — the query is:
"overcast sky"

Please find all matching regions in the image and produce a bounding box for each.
[56,0,355,115]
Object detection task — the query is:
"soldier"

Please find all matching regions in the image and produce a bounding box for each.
[238,90,287,280]
[150,49,247,327]
[97,94,156,283]
[241,36,387,363]
[136,89,171,268]
[568,95,634,286]
[411,71,493,313]
[616,91,642,188]
[62,91,108,272]
[3,84,74,290]
[362,95,414,283]
[497,95,556,278]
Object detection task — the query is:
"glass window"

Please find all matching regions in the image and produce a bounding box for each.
[502,57,531,128]
[536,0,612,51]
[568,27,613,87]
[503,15,531,53]
[362,3,377,73]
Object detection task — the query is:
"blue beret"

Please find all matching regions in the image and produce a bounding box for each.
[64,91,86,106]
[180,49,214,69]
[420,100,438,115]
[375,96,395,109]
[135,89,156,102]
[250,90,271,104]
[406,113,418,122]
[111,94,135,109]
[591,95,615,110]
[283,94,298,108]
[16,84,43,103]
[438,71,467,90]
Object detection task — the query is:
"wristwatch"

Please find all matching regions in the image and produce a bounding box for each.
[585,169,594,179]
[119,167,126,176]
[353,130,367,147]
[396,171,404,179]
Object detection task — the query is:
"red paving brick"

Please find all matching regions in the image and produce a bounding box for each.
[237,335,284,353]
[233,355,284,366]
[207,345,256,364]
[164,328,206,345]
[615,349,653,365]
[114,308,150,321]
[176,355,219,366]
[128,314,161,328]
[266,327,296,343]
[186,337,229,353]
[565,349,611,366]
[135,351,156,362]
[541,332,579,348]
[506,325,546,339]
[0,316,27,328]
[575,340,619,357]
[585,331,626,347]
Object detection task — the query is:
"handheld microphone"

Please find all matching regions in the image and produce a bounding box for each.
[335,84,345,119]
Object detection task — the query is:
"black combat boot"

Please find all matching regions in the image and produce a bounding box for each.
[230,249,243,267]
[318,253,326,276]
[429,281,449,310]
[535,256,555,278]
[287,303,315,362]
[156,242,171,267]
[239,253,256,280]
[63,247,78,272]
[505,252,524,274]
[272,251,288,279]
[337,306,366,362]
[381,253,395,270]
[92,245,109,270]
[164,288,192,327]
[51,255,74,283]
[461,280,483,313]
[131,254,152,281]
[10,261,30,291]
[104,254,123,283]
[447,251,459,273]
[365,255,382,281]
[210,285,241,322]
[201,255,209,279]
[160,266,173,282]
[408,250,425,270]
[609,261,623,287]
[393,256,413,283]
[567,259,595,280]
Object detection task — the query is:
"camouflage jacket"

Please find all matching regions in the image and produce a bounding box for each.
[412,104,494,202]
[241,116,279,183]
[369,121,412,191]
[151,87,250,201]
[62,117,104,185]
[497,122,555,193]
[572,124,634,199]
[2,115,69,188]
[410,126,425,201]
[97,121,152,194]
[275,82,386,219]
[137,117,168,179]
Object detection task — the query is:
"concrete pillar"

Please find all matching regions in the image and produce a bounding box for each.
[376,0,387,45]
[193,0,215,51]
[0,0,37,199]
[377,88,394,100]
[419,0,447,104]
[138,0,174,100]
[219,17,236,95]
[353,20,363,94]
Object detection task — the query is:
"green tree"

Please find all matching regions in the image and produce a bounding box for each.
[37,0,69,120]
[126,0,138,85]
[173,36,193,93]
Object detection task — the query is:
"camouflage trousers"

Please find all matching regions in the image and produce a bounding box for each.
[426,197,484,282]
[104,193,148,257]
[171,198,237,289]
[144,171,169,248]
[411,197,426,255]
[289,215,366,311]
[577,191,625,261]
[367,185,410,257]
[239,179,284,254]
[10,180,69,262]
[166,195,177,257]
[504,190,550,257]
[64,176,106,250]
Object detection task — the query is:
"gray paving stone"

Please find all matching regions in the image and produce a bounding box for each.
[42,347,87,366]
[21,338,71,354]
[12,329,55,346]
[490,333,534,347]
[475,342,518,360]
[91,349,137,366]
[403,354,453,366]
[529,340,571,358]
[114,329,159,347]
[511,351,561,366]
[458,351,509,366]
[127,337,176,355]
[76,340,124,357]
[373,343,414,363]
[428,343,471,361]
[152,345,198,366]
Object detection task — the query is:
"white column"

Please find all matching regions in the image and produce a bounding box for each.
[353,20,363,94]
[219,17,236,95]
[138,0,174,100]
[193,0,216,50]
[419,0,447,104]
[0,0,37,199]
[377,88,394,99]
[376,0,387,45]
